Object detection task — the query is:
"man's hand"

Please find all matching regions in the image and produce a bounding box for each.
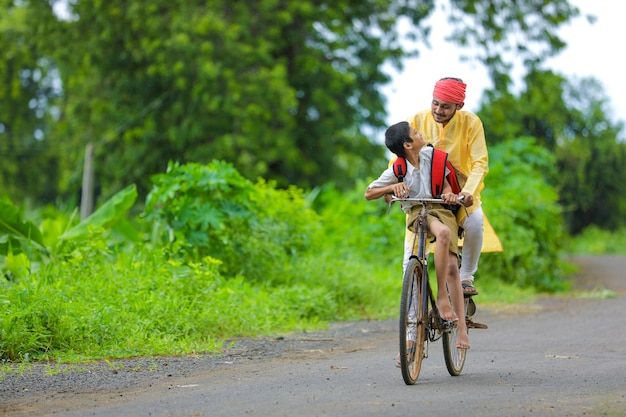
[459,192,473,207]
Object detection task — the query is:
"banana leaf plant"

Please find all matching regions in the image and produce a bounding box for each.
[1,184,138,278]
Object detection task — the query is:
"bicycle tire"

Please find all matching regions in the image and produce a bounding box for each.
[399,257,427,385]
[442,321,467,376]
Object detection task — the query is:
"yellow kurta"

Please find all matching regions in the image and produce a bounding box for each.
[408,109,488,213]
[394,109,503,252]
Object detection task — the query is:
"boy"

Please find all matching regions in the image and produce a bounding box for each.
[365,121,470,349]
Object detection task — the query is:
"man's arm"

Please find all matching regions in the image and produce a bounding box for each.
[463,117,489,197]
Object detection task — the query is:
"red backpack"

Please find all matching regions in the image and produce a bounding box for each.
[392,145,461,197]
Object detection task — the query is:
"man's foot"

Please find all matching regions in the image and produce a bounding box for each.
[461,280,478,296]
[396,340,416,367]
[436,299,458,322]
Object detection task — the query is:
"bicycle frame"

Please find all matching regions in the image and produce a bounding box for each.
[391,196,468,384]
[407,199,452,336]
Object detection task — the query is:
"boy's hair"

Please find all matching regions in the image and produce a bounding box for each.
[385,121,411,157]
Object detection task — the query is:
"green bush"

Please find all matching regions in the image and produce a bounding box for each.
[479,137,569,291]
[1,163,401,362]
[566,226,626,255]
[143,161,319,285]
[0,153,579,363]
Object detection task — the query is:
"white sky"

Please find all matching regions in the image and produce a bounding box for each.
[383,1,625,137]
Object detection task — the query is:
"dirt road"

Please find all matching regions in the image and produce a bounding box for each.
[2,255,626,417]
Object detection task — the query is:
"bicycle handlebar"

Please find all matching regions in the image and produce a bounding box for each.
[390,195,465,205]
[387,195,464,215]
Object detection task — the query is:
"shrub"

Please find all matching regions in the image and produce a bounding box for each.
[143,160,319,284]
[480,137,569,291]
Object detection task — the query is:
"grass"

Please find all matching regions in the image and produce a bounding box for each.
[566,226,626,255]
[0,237,403,364]
[2,177,622,366]
[0,237,598,366]
[574,287,618,300]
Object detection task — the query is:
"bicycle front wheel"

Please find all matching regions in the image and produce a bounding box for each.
[399,257,427,385]
[442,322,467,376]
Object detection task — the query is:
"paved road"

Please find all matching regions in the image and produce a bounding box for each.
[3,256,626,417]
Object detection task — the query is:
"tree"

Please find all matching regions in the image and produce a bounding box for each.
[0,1,62,204]
[556,78,626,234]
[478,69,626,233]
[479,70,573,148]
[445,0,580,91]
[4,0,580,205]
[31,0,425,201]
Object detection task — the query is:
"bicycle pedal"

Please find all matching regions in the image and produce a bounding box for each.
[466,318,488,329]
[466,298,476,316]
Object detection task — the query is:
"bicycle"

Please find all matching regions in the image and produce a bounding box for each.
[389,196,486,385]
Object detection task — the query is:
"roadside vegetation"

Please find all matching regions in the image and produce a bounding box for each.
[566,226,626,255]
[2,138,613,364]
[2,1,625,367]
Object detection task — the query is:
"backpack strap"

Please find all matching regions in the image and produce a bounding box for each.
[445,159,462,194]
[392,157,407,183]
[429,145,448,197]
[429,144,462,196]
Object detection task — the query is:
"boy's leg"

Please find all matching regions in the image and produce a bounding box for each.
[460,207,484,290]
[446,257,470,349]
[428,220,457,322]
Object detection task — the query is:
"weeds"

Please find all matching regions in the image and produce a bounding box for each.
[1,159,616,364]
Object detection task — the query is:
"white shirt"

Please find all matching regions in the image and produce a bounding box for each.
[367,146,449,213]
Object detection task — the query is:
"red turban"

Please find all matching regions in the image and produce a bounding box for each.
[433,79,466,104]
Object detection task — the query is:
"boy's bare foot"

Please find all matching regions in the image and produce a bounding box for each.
[456,331,470,349]
[436,299,458,322]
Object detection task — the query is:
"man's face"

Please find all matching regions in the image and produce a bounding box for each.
[431,98,461,124]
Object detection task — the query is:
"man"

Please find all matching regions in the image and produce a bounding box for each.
[402,77,492,295]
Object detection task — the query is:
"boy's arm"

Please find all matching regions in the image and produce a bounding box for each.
[441,178,452,196]
[365,182,409,200]
[440,178,471,206]
[440,178,461,205]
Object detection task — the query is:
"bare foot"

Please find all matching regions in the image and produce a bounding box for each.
[456,330,470,349]
[436,299,458,322]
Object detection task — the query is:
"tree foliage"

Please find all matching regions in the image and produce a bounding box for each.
[0,1,62,203]
[446,0,579,90]
[30,0,427,200]
[479,70,574,149]
[556,78,626,234]
[478,70,626,233]
[1,0,581,206]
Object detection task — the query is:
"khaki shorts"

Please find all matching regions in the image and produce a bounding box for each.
[406,205,459,255]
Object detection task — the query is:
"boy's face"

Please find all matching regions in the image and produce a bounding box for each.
[408,126,425,148]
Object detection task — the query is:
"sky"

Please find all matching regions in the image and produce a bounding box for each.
[382,1,624,134]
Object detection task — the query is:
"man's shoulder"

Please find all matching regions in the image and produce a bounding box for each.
[457,109,482,123]
[409,109,434,125]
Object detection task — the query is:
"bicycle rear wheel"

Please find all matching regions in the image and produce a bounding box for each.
[399,257,427,385]
[442,322,467,376]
